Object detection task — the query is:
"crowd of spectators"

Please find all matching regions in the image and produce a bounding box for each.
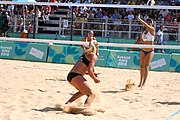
[0,0,179,39]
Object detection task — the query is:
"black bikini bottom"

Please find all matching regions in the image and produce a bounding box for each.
[141,49,154,55]
[67,72,82,82]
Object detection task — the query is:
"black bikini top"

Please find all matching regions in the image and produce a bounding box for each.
[79,54,90,66]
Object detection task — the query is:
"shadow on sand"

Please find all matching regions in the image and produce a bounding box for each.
[156,101,180,105]
[32,106,63,112]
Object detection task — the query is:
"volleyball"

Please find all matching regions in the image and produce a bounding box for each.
[48,42,53,46]
[84,39,98,54]
[89,40,98,54]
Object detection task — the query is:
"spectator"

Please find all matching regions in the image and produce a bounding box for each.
[169,18,179,41]
[110,9,120,23]
[159,9,169,18]
[127,11,135,21]
[95,8,103,19]
[28,21,33,33]
[87,10,95,20]
[143,13,149,22]
[165,12,173,22]
[157,14,165,24]
[66,9,76,19]
[155,24,165,53]
[17,18,23,32]
[128,0,136,5]
[103,12,109,22]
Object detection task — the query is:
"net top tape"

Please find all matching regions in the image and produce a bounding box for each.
[0,37,180,50]
[0,1,180,10]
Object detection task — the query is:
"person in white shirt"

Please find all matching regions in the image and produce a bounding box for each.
[127,11,134,21]
[159,9,169,18]
[155,25,165,53]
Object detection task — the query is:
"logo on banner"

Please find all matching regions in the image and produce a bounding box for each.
[0,46,12,56]
[150,58,167,69]
[117,55,131,66]
[29,47,44,59]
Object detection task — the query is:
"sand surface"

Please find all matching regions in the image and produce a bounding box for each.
[0,59,180,120]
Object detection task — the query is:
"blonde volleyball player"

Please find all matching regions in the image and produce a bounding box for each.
[81,30,99,75]
[66,40,100,107]
[137,15,155,89]
[81,30,99,56]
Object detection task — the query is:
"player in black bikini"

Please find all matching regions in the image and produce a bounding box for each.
[66,40,100,107]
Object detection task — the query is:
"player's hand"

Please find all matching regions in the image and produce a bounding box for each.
[94,73,100,83]
[94,78,100,83]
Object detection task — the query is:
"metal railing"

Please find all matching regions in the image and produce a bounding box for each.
[8,15,180,41]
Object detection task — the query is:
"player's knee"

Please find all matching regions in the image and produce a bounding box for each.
[144,65,149,70]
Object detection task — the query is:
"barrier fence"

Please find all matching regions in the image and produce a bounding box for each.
[0,40,179,72]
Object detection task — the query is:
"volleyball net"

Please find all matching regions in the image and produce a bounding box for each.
[0,37,180,50]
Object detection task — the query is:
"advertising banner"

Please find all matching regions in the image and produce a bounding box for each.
[96,49,109,67]
[169,53,180,72]
[47,45,83,64]
[150,53,171,71]
[0,41,48,62]
[106,50,140,69]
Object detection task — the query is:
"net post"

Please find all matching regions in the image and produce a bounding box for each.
[178,23,180,42]
[33,5,37,39]
[59,16,62,35]
[128,20,132,39]
[70,6,74,41]
[13,15,17,32]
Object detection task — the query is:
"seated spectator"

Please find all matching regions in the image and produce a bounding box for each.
[28,21,33,33]
[67,9,76,19]
[128,0,136,5]
[38,13,45,26]
[119,0,127,4]
[143,13,149,22]
[103,12,109,22]
[87,10,95,20]
[169,18,179,41]
[165,12,173,22]
[159,9,169,18]
[110,9,120,23]
[95,9,103,19]
[81,10,88,18]
[17,18,23,32]
[157,14,165,24]
[43,5,51,13]
[126,11,134,21]
[106,0,114,4]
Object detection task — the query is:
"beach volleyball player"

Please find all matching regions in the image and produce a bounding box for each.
[81,30,99,56]
[66,40,100,107]
[137,15,155,89]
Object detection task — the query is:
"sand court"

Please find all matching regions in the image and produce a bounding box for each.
[0,58,180,120]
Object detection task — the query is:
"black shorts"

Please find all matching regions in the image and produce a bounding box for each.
[67,72,82,82]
